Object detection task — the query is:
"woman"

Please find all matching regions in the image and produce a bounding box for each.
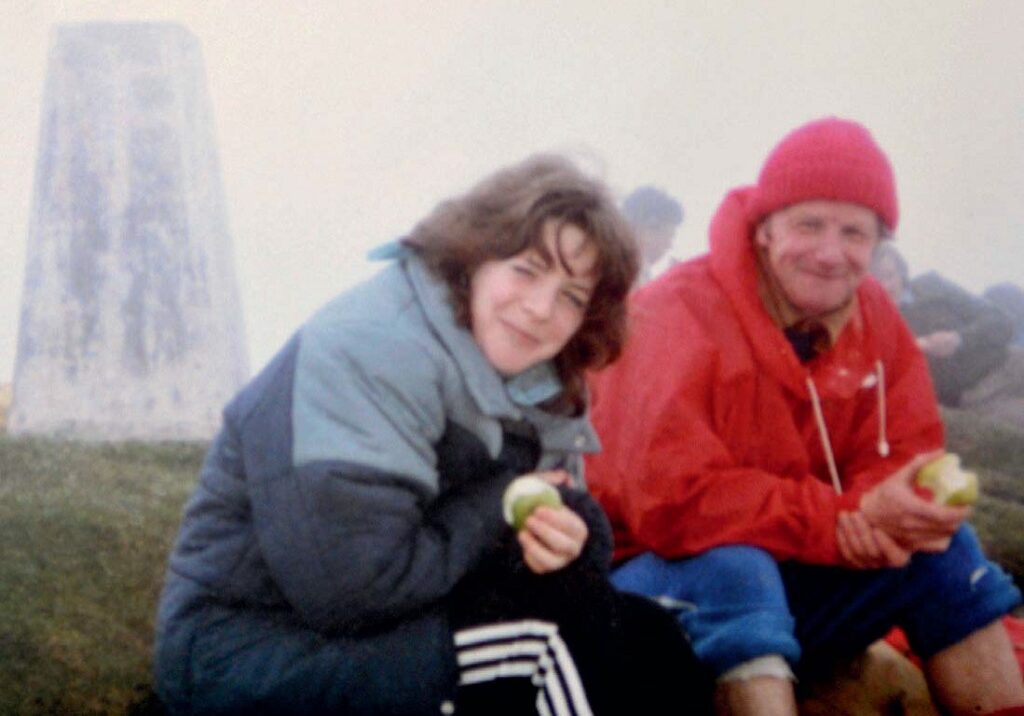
[154,154,710,715]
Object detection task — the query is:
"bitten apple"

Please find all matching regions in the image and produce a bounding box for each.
[502,475,564,530]
[915,453,979,506]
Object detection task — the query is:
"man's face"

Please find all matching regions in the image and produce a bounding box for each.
[756,200,881,319]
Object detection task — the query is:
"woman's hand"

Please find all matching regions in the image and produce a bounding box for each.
[518,504,588,574]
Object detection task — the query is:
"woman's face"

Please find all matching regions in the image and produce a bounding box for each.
[470,220,599,376]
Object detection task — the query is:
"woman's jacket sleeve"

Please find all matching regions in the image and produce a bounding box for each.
[230,322,513,635]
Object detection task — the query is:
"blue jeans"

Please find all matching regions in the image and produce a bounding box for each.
[611,525,1021,677]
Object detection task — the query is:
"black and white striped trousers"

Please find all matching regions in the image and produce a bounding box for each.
[455,619,593,716]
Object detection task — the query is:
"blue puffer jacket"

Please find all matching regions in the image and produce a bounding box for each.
[154,255,604,715]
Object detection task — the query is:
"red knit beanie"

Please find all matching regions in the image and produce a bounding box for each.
[748,117,898,231]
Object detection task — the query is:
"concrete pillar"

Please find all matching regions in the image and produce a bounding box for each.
[10,22,249,440]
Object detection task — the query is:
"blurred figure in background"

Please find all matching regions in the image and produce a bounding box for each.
[871,243,1024,431]
[985,282,1024,348]
[621,185,684,285]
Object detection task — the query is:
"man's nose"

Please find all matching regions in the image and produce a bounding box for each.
[815,229,847,264]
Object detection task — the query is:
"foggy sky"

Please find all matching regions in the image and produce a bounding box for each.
[3,1,1023,383]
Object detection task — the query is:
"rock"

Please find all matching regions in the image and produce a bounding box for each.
[798,640,938,716]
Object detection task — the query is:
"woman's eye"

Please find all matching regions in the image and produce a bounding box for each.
[562,291,587,309]
[513,264,537,278]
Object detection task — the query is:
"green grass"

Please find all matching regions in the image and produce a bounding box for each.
[941,410,1024,586]
[0,411,1020,714]
[0,436,205,715]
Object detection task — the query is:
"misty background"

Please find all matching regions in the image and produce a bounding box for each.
[3,1,1023,385]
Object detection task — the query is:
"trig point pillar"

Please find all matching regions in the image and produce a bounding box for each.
[10,23,249,440]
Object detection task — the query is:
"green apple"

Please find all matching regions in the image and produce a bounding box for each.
[502,475,563,530]
[915,453,979,506]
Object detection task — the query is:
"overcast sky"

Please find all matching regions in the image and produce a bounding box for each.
[3,1,1023,383]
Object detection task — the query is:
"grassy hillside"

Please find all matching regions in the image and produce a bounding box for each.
[0,382,11,431]
[0,411,1020,714]
[941,409,1024,585]
[0,436,205,715]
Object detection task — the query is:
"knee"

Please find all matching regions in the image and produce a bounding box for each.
[903,525,1022,658]
[909,524,996,593]
[688,546,791,611]
[686,550,798,675]
[613,547,799,676]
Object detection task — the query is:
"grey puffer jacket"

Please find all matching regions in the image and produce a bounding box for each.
[153,255,606,715]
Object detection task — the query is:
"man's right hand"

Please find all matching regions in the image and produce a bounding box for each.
[858,452,969,552]
[836,510,911,568]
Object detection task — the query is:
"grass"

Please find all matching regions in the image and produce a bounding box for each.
[0,436,205,715]
[0,411,1020,714]
[941,410,1024,586]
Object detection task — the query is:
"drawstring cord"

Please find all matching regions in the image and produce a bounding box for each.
[875,360,890,457]
[806,377,842,495]
[806,361,891,496]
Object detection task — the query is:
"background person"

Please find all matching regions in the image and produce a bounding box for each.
[985,282,1024,348]
[621,185,684,284]
[871,243,1024,431]
[586,118,1024,716]
[155,154,710,715]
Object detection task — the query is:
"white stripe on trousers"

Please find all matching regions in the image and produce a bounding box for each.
[454,619,594,716]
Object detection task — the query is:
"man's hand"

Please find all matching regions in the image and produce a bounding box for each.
[836,510,911,568]
[916,330,962,357]
[858,452,969,552]
[518,505,588,574]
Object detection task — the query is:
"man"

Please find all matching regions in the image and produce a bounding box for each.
[586,118,1024,716]
[621,185,684,285]
[871,243,1024,430]
[985,282,1024,348]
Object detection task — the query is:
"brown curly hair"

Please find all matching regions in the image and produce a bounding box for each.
[404,154,639,412]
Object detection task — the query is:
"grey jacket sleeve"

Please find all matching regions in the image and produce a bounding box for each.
[250,458,512,635]
[243,321,513,635]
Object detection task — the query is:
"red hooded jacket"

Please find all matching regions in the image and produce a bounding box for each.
[585,188,944,566]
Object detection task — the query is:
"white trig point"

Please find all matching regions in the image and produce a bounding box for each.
[10,22,249,441]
